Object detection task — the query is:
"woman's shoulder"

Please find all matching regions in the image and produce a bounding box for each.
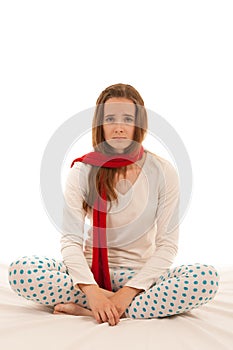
[145,149,179,181]
[145,149,172,168]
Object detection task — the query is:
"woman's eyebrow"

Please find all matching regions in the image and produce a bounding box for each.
[104,113,135,118]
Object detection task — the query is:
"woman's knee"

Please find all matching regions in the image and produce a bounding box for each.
[8,256,29,289]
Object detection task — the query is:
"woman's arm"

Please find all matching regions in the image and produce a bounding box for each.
[61,163,98,292]
[123,160,180,291]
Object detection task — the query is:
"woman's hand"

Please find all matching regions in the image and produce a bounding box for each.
[109,286,144,318]
[79,284,120,326]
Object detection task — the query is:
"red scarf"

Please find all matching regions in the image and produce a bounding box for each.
[70,145,144,290]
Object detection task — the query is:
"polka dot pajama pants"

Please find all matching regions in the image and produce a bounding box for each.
[8,255,220,319]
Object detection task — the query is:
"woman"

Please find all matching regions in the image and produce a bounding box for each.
[8,83,220,327]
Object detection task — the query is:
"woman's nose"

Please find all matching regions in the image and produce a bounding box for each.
[114,125,125,133]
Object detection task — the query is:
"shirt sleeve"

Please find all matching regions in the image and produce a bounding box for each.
[124,160,180,291]
[60,162,98,292]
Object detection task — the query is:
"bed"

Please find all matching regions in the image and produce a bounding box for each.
[1,262,232,350]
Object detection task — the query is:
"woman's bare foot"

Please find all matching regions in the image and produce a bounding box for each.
[53,302,93,317]
[53,302,127,319]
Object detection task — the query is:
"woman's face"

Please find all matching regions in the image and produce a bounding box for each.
[103,97,136,154]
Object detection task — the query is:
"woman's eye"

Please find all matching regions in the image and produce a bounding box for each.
[126,117,134,123]
[105,117,113,122]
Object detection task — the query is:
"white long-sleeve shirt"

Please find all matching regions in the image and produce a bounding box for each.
[60,149,180,292]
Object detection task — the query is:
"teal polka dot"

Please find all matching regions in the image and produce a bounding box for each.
[181,300,185,303]
[28,279,32,283]
[38,283,43,287]
[201,271,205,275]
[203,280,207,285]
[182,293,187,297]
[173,290,177,294]
[151,306,155,311]
[40,290,45,294]
[150,313,154,317]
[184,287,188,290]
[194,281,198,284]
[184,281,189,284]
[153,300,157,304]
[191,296,195,299]
[20,269,24,274]
[161,305,165,309]
[29,286,34,291]
[20,279,24,284]
[202,289,206,293]
[33,293,37,297]
[13,280,17,285]
[193,288,198,292]
[199,297,203,301]
[209,270,213,275]
[136,301,140,306]
[174,284,179,288]
[162,298,166,302]
[170,302,174,307]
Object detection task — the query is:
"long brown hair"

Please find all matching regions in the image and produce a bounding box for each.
[83,83,148,213]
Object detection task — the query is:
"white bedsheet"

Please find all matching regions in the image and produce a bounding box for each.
[0,263,233,350]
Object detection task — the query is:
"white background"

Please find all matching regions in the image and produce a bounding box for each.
[1,1,232,268]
